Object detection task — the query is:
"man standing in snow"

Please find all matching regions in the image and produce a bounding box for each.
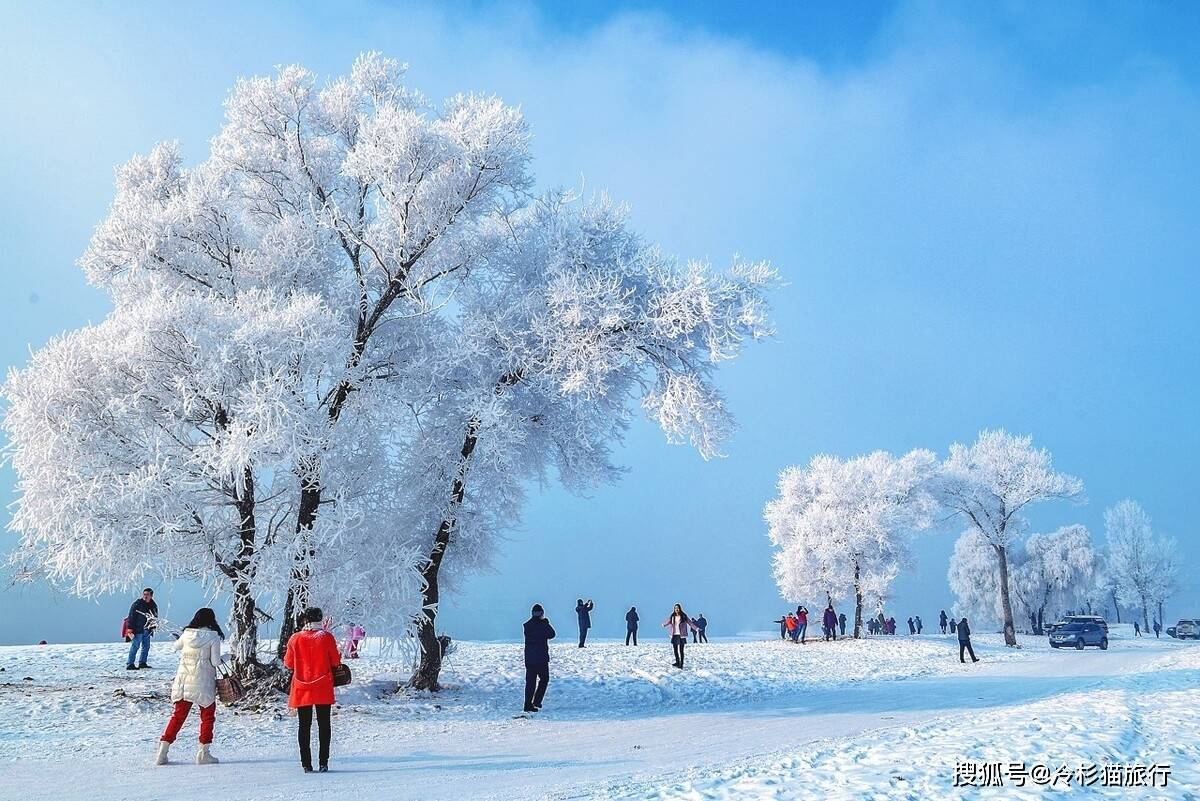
[576,599,594,648]
[915,615,923,634]
[694,613,708,643]
[523,604,555,712]
[939,610,948,634]
[625,606,639,646]
[1154,619,1162,638]
[823,604,837,641]
[958,617,979,663]
[907,617,916,635]
[126,587,159,670]
[838,612,847,637]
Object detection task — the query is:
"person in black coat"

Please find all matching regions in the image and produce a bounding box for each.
[958,617,979,664]
[939,609,948,634]
[523,604,556,712]
[575,599,594,648]
[907,617,916,635]
[838,612,847,637]
[774,616,787,639]
[625,606,639,646]
[694,613,708,644]
[126,587,159,670]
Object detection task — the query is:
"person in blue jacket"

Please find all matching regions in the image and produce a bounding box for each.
[576,599,594,648]
[126,587,159,670]
[693,613,708,643]
[523,604,556,712]
[625,606,639,646]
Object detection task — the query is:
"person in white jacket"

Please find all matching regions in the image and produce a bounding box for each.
[155,608,224,766]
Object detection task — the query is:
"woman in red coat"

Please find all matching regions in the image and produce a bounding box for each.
[284,607,342,772]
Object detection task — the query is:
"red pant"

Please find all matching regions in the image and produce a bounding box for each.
[161,700,215,744]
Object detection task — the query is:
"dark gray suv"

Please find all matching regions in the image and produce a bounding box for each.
[1050,622,1108,650]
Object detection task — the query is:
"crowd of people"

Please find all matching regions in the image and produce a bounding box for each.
[126,587,986,770]
[771,605,980,664]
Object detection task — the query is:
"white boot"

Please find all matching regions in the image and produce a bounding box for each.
[154,741,170,765]
[196,743,219,765]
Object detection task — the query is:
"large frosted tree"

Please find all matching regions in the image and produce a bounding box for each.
[1010,525,1096,634]
[937,430,1083,646]
[3,54,776,685]
[1105,500,1178,632]
[766,449,937,637]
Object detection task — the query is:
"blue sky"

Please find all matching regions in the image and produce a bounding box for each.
[1,1,1197,645]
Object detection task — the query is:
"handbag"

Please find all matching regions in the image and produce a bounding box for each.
[332,662,352,687]
[215,661,245,705]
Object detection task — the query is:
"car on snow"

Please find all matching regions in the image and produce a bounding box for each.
[1169,619,1200,639]
[1046,615,1108,635]
[1049,622,1108,650]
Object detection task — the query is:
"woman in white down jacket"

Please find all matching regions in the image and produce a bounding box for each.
[155,608,225,766]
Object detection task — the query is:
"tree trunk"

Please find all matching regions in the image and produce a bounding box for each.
[1110,589,1122,623]
[225,460,260,670]
[1158,600,1164,630]
[277,478,322,660]
[1141,598,1151,634]
[409,421,480,691]
[993,543,1019,646]
[852,560,864,638]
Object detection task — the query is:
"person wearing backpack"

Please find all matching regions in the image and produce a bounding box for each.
[155,608,223,766]
[284,607,343,773]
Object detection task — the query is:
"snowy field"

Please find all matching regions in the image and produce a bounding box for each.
[1,630,1196,800]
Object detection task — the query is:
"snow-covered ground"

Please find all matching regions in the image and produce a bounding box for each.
[1,630,1194,800]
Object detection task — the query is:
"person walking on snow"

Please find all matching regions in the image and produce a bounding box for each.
[625,606,640,646]
[907,617,916,635]
[796,606,810,644]
[576,599,594,648]
[958,617,979,664]
[694,613,708,643]
[155,608,223,766]
[939,610,948,634]
[838,612,847,637]
[284,607,343,773]
[1153,619,1162,638]
[823,604,838,641]
[915,615,923,634]
[1134,621,1141,637]
[663,604,697,668]
[523,604,556,712]
[126,587,159,670]
[343,624,366,659]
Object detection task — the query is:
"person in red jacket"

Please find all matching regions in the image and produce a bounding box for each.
[284,607,342,773]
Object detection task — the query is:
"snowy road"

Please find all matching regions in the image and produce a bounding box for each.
[0,632,1193,800]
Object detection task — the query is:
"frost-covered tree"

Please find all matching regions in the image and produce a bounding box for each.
[766,449,938,637]
[3,54,775,686]
[1011,525,1096,634]
[1105,500,1178,632]
[937,430,1083,646]
[947,528,1003,626]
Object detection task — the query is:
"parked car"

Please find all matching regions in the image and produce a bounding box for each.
[1171,619,1200,639]
[1050,622,1108,650]
[1046,615,1108,635]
